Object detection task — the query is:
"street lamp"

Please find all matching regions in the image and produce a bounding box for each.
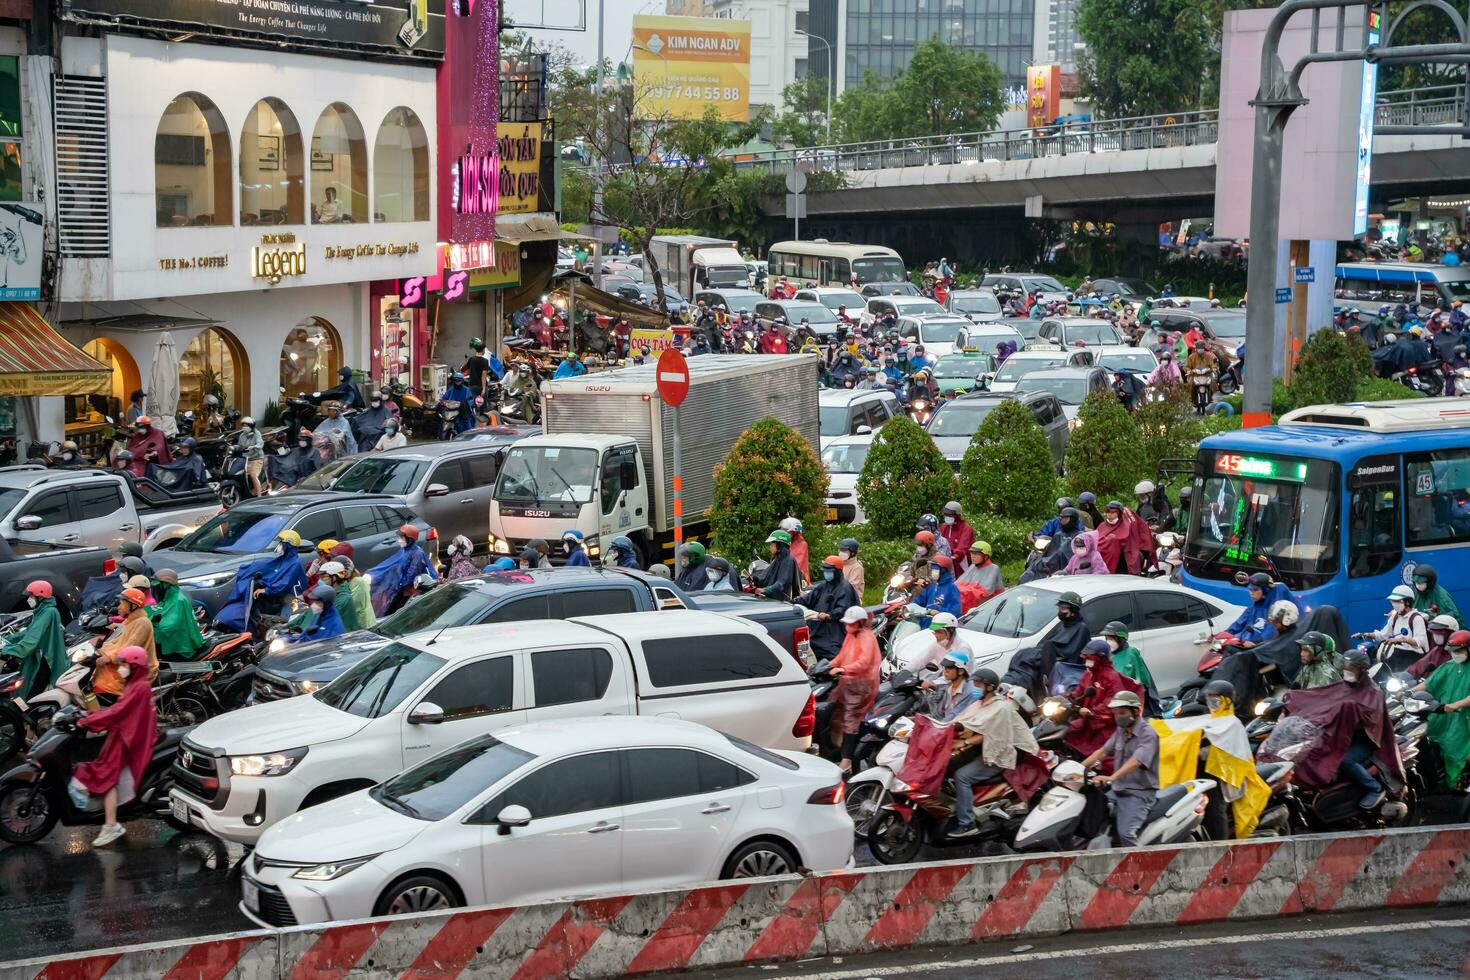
[795,29,833,145]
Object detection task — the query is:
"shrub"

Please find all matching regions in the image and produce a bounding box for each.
[1343,330,1374,379]
[1288,328,1361,408]
[710,418,828,563]
[967,514,1038,564]
[1134,397,1203,479]
[1357,376,1423,402]
[856,416,957,538]
[958,399,1057,523]
[1066,390,1147,501]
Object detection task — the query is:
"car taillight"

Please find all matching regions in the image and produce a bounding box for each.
[791,693,816,738]
[791,626,811,665]
[807,782,845,805]
[103,559,117,576]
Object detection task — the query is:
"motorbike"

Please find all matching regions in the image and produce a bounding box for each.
[438,399,464,440]
[0,704,192,844]
[1216,357,1242,395]
[1189,365,1215,414]
[907,397,934,426]
[808,660,840,758]
[1392,359,1444,397]
[216,442,253,507]
[1012,760,1216,851]
[279,393,320,445]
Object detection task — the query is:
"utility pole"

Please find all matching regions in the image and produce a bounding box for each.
[1241,0,1470,428]
[795,30,833,145]
[592,0,606,294]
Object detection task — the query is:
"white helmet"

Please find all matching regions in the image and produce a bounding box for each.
[1430,613,1459,631]
[779,517,803,534]
[241,416,255,427]
[1269,599,1299,626]
[930,612,960,632]
[1388,584,1415,603]
[318,560,345,577]
[1134,480,1156,496]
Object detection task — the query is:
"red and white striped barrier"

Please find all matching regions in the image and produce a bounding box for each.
[4,826,1467,979]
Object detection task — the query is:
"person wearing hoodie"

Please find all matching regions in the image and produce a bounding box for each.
[1066,640,1147,763]
[1094,501,1152,574]
[443,535,479,579]
[148,569,204,659]
[1076,492,1102,529]
[317,561,364,633]
[701,555,740,591]
[289,584,345,643]
[562,529,591,567]
[939,501,975,568]
[796,556,861,661]
[836,538,865,598]
[368,525,438,615]
[3,581,67,699]
[1063,531,1110,575]
[1408,614,1459,681]
[1221,572,1297,645]
[909,555,962,629]
[606,535,641,569]
[675,542,707,592]
[756,529,801,602]
[1020,507,1085,584]
[957,541,1003,596]
[779,518,810,586]
[1414,629,1470,791]
[1411,563,1461,621]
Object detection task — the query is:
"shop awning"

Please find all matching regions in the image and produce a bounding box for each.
[0,303,111,397]
[550,271,669,329]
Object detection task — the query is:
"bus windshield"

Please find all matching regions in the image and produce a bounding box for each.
[1184,450,1340,587]
[853,257,907,283]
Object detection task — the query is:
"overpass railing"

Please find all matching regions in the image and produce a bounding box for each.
[735,85,1463,175]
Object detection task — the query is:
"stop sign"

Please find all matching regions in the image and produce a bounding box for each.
[656,347,690,407]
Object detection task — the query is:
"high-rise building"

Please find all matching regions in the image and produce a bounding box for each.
[710,0,811,111]
[666,0,715,14]
[1038,0,1082,69]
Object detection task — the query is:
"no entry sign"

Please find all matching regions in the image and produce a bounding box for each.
[657,348,690,406]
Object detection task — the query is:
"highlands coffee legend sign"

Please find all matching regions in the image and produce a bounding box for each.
[61,0,447,61]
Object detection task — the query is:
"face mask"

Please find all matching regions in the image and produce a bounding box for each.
[275,544,289,557]
[518,562,530,570]
[565,542,575,554]
[839,550,851,561]
[1116,714,1136,730]
[1107,638,1121,652]
[310,603,325,616]
[26,596,37,608]
[1392,601,1407,614]
[944,516,956,525]
[1343,670,1361,684]
[1105,514,1121,525]
[397,537,409,549]
[1453,651,1468,664]
[823,570,835,582]
[446,545,458,557]
[1206,695,1223,713]
[1084,658,1100,671]
[276,447,289,456]
[706,568,721,582]
[930,568,941,581]
[117,665,131,679]
[298,441,311,449]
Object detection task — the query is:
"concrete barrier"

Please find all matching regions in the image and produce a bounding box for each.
[4,826,1468,979]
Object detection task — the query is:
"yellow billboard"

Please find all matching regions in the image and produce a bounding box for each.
[632,15,750,122]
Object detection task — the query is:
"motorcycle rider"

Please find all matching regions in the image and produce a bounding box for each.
[957,541,1003,598]
[3,581,67,699]
[947,667,1043,839]
[837,537,865,598]
[216,529,310,631]
[440,372,477,436]
[53,440,86,468]
[123,416,172,477]
[915,513,952,558]
[1354,585,1429,657]
[1221,572,1296,645]
[1295,630,1343,689]
[1094,500,1152,575]
[605,535,641,570]
[562,529,592,567]
[1411,563,1460,621]
[1033,497,1077,539]
[313,365,365,410]
[1415,629,1470,792]
[919,650,978,722]
[352,391,393,450]
[153,436,209,490]
[289,583,345,644]
[780,517,811,585]
[939,501,974,565]
[238,417,265,497]
[901,612,976,677]
[94,588,157,704]
[316,560,364,631]
[1447,345,1470,396]
[827,606,882,773]
[374,418,407,452]
[368,524,438,615]
[1134,480,1173,532]
[148,569,203,660]
[756,529,800,603]
[1174,485,1192,533]
[1067,640,1147,761]
[1147,349,1182,388]
[1073,690,1160,848]
[796,556,860,662]
[1020,507,1084,583]
[553,352,586,379]
[702,555,740,591]
[73,644,157,848]
[1184,341,1219,415]
[673,542,707,590]
[908,554,961,629]
[1407,613,1460,681]
[1338,648,1396,808]
[442,536,479,580]
[281,431,320,483]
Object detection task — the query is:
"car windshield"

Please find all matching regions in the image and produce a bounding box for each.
[815,290,865,312]
[933,356,989,380]
[1023,276,1067,293]
[372,735,536,822]
[784,302,837,324]
[705,266,749,287]
[994,357,1059,382]
[964,333,1018,355]
[495,446,598,504]
[1199,314,1248,338]
[963,585,1060,638]
[822,441,870,473]
[895,299,945,317]
[1065,324,1123,346]
[1016,376,1091,405]
[0,487,25,520]
[1119,278,1157,296]
[952,293,1001,315]
[315,641,445,719]
[175,508,294,554]
[1444,279,1470,302]
[1185,451,1340,582]
[331,458,428,495]
[853,257,907,283]
[928,403,994,436]
[1100,352,1157,372]
[375,582,497,638]
[1011,319,1042,340]
[919,319,967,344]
[293,457,357,491]
[820,405,855,437]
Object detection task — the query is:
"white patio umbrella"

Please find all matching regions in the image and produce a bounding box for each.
[148,331,181,438]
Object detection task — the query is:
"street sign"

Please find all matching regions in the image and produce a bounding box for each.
[785,169,807,194]
[784,193,807,220]
[1294,266,1315,283]
[1275,288,1291,304]
[657,347,690,406]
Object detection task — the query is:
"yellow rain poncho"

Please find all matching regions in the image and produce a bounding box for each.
[1150,697,1271,838]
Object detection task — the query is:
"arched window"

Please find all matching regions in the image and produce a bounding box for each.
[281,317,343,395]
[311,103,368,224]
[179,327,247,412]
[155,93,231,227]
[373,107,429,222]
[239,98,305,225]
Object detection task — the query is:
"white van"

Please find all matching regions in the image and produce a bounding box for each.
[170,611,814,845]
[1335,262,1470,313]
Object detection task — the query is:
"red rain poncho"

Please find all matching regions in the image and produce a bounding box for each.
[829,621,881,735]
[1065,657,1145,762]
[74,671,158,797]
[1093,507,1152,575]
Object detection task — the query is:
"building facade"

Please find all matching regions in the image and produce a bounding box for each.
[710,0,811,112]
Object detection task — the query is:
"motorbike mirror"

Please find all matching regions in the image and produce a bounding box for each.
[1233,570,1250,586]
[425,483,450,498]
[15,515,41,530]
[407,702,445,725]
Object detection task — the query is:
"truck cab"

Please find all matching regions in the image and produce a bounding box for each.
[489,434,650,565]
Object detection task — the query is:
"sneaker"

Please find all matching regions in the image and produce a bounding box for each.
[948,823,981,839]
[92,823,125,848]
[1358,789,1385,810]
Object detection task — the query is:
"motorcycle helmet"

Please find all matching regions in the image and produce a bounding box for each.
[841,605,869,624]
[154,569,179,587]
[1134,479,1155,497]
[276,529,302,548]
[916,513,939,533]
[1430,613,1459,635]
[930,612,959,633]
[114,449,134,463]
[119,587,148,608]
[1269,599,1300,626]
[970,540,992,557]
[1448,629,1470,651]
[178,437,197,451]
[1101,620,1129,640]
[241,416,255,428]
[930,554,953,573]
[779,517,804,535]
[1341,646,1372,676]
[61,440,78,453]
[765,529,792,546]
[1083,639,1112,659]
[125,574,151,590]
[338,366,353,381]
[943,500,962,516]
[1077,492,1097,507]
[1387,584,1415,603]
[119,556,147,577]
[913,530,936,547]
[318,560,345,579]
[1203,678,1236,707]
[1297,631,1332,659]
[971,667,1000,688]
[491,557,516,572]
[1055,496,1074,511]
[1178,486,1193,503]
[450,372,466,383]
[117,645,150,669]
[24,580,52,599]
[939,651,970,672]
[838,537,860,556]
[309,583,337,605]
[400,524,421,541]
[1247,572,1273,591]
[1056,591,1082,614]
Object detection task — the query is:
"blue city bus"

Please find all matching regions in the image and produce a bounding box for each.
[1181,398,1470,635]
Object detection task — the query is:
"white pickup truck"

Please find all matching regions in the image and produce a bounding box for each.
[170,610,815,845]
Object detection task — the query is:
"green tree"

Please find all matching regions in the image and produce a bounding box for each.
[958,400,1057,522]
[857,416,956,538]
[1133,396,1203,479]
[1066,390,1148,500]
[710,419,828,562]
[832,70,904,143]
[1288,327,1361,409]
[772,74,831,147]
[1077,0,1215,116]
[890,36,1005,137]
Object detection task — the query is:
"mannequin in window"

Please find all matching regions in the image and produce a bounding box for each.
[318,187,343,223]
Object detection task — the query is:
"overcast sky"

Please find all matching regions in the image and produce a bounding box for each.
[506,0,667,68]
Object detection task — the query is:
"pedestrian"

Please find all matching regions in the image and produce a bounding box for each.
[126,389,146,425]
[1079,690,1159,847]
[828,606,881,773]
[72,645,157,848]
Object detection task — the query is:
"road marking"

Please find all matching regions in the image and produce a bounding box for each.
[783,917,1470,979]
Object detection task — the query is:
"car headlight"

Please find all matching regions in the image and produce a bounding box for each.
[179,572,235,589]
[229,747,308,777]
[297,679,319,694]
[291,855,377,881]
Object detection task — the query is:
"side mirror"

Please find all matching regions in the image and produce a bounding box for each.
[496,804,532,834]
[407,702,445,725]
[425,483,450,498]
[15,516,41,530]
[854,424,872,435]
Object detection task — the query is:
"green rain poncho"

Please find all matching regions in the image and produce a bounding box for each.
[347,576,376,630]
[1411,564,1460,623]
[1110,644,1157,693]
[4,597,68,698]
[1425,659,1470,788]
[149,580,204,658]
[335,581,364,632]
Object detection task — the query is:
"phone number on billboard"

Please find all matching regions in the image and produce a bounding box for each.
[653,85,743,101]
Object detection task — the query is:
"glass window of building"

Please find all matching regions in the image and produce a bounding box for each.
[240,98,304,225]
[281,317,342,395]
[179,327,246,413]
[311,103,368,224]
[0,57,21,202]
[155,93,232,228]
[373,107,430,222]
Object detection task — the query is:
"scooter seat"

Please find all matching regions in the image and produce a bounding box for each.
[1255,761,1290,783]
[1144,783,1189,823]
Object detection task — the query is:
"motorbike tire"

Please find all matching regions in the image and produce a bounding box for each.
[845,782,887,839]
[0,782,58,844]
[1217,373,1238,395]
[868,810,925,864]
[218,483,241,508]
[0,709,20,765]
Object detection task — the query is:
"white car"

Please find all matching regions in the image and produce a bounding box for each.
[988,348,1097,394]
[893,313,971,357]
[239,717,853,926]
[818,388,899,450]
[1034,317,1132,358]
[889,576,1245,696]
[794,286,867,320]
[821,434,873,524]
[860,295,947,329]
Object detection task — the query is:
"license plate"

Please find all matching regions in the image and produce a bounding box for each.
[170,795,190,825]
[826,507,838,522]
[242,877,260,913]
[10,696,24,711]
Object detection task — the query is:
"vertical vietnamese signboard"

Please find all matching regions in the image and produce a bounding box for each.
[438,0,499,251]
[1353,11,1381,236]
[1026,65,1060,129]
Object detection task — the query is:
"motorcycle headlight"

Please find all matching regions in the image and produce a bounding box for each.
[1386,675,1406,693]
[1253,700,1269,716]
[267,637,286,654]
[179,572,235,589]
[291,856,377,881]
[229,747,308,777]
[889,574,905,588]
[1042,699,1064,719]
